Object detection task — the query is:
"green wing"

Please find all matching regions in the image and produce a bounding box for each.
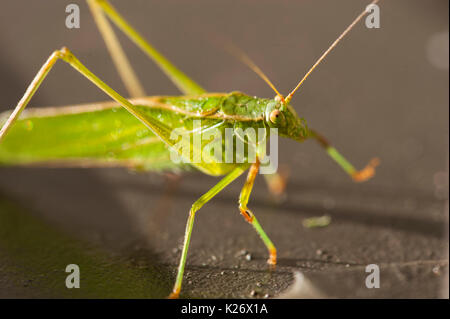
[0,102,188,173]
[0,94,254,176]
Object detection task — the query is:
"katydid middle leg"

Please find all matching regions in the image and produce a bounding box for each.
[169,165,249,299]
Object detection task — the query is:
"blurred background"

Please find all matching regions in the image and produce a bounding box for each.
[0,0,448,298]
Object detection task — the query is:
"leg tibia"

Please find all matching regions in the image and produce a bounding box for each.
[169,166,247,298]
[238,206,277,266]
[90,0,205,95]
[87,0,145,98]
[309,129,379,182]
[238,160,277,266]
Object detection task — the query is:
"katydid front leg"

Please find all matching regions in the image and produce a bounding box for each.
[239,158,277,266]
[309,129,379,182]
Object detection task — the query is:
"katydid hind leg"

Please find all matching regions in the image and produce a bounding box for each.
[87,0,145,98]
[91,0,205,95]
[0,47,178,151]
[87,0,187,229]
[0,51,60,143]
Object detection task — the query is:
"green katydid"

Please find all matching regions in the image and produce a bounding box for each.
[0,0,380,298]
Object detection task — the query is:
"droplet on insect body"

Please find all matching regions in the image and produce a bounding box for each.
[24,120,34,131]
[135,130,145,138]
[110,132,119,140]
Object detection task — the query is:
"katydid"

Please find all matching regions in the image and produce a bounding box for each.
[0,0,380,298]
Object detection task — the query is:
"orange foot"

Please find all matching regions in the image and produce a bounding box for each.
[267,248,277,268]
[168,290,180,299]
[352,158,380,182]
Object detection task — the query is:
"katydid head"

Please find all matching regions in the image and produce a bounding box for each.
[264,95,309,142]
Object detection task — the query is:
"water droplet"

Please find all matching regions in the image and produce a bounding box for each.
[136,129,146,138]
[24,120,34,131]
[110,132,119,140]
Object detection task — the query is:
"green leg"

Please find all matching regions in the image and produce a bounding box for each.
[239,159,277,266]
[0,47,175,148]
[309,129,379,182]
[91,0,205,95]
[87,0,145,98]
[0,50,58,142]
[169,166,248,298]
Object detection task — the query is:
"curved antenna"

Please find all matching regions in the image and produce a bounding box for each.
[226,43,285,102]
[285,0,380,103]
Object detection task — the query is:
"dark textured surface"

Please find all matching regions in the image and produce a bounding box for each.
[0,0,448,298]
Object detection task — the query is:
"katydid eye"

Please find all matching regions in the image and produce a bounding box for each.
[269,109,281,123]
